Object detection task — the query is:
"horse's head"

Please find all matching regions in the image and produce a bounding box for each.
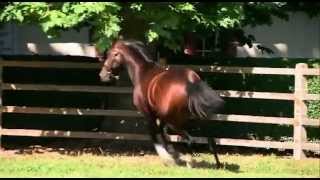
[98,39,154,83]
[98,42,125,82]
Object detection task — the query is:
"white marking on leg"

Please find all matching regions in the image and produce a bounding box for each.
[154,143,173,160]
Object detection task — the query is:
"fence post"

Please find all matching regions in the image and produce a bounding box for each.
[293,63,308,160]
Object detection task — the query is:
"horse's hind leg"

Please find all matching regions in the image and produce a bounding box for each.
[208,137,223,168]
[179,130,197,168]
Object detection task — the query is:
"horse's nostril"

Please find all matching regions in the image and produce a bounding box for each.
[99,70,110,77]
[99,70,114,82]
[100,76,110,82]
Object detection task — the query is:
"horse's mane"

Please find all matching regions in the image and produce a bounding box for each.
[120,39,154,63]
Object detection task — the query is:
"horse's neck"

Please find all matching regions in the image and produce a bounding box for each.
[126,61,140,86]
[125,57,154,86]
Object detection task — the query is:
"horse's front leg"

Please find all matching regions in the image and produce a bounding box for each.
[161,123,196,168]
[147,117,183,166]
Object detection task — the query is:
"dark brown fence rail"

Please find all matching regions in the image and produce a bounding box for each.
[0,59,319,160]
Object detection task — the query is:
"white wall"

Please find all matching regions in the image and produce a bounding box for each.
[237,12,320,58]
[0,23,96,57]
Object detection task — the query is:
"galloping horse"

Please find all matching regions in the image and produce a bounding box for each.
[98,39,225,168]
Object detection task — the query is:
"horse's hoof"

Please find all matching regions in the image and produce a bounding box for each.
[186,159,196,168]
[181,154,196,168]
[215,163,223,169]
[162,158,180,167]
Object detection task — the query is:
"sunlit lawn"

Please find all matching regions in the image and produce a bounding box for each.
[0,150,319,178]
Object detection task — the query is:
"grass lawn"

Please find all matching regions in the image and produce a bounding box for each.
[0,150,319,178]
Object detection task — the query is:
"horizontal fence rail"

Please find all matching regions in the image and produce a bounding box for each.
[2,106,319,127]
[2,106,143,117]
[167,65,320,76]
[2,60,100,69]
[0,129,318,152]
[2,83,319,101]
[0,59,319,160]
[2,83,133,94]
[2,60,320,75]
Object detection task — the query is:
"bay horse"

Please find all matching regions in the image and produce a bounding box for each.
[98,39,225,168]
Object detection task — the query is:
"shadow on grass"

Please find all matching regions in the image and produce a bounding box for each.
[3,139,242,172]
[4,138,318,173]
[190,160,240,173]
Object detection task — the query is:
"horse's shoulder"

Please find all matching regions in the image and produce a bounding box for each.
[132,85,148,112]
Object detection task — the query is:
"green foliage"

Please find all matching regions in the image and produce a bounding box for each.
[0,2,48,23]
[0,2,122,51]
[307,76,320,119]
[242,2,289,27]
[1,2,319,53]
[308,76,320,94]
[129,3,143,12]
[137,2,246,52]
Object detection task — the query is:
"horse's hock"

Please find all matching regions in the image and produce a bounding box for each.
[0,56,319,160]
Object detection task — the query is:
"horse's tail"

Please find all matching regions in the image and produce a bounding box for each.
[186,81,225,119]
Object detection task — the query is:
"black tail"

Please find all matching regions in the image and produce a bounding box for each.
[187,81,225,119]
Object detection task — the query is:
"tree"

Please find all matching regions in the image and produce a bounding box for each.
[0,2,122,51]
[0,2,319,53]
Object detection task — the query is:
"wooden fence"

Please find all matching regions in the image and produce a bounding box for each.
[0,59,319,160]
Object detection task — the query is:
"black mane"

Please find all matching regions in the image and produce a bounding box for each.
[121,39,154,63]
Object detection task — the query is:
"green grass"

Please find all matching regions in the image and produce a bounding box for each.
[0,152,319,178]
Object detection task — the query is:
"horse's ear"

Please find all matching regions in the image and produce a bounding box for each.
[111,37,121,47]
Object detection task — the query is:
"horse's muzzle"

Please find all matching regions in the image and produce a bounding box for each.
[99,70,113,82]
[99,70,120,82]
